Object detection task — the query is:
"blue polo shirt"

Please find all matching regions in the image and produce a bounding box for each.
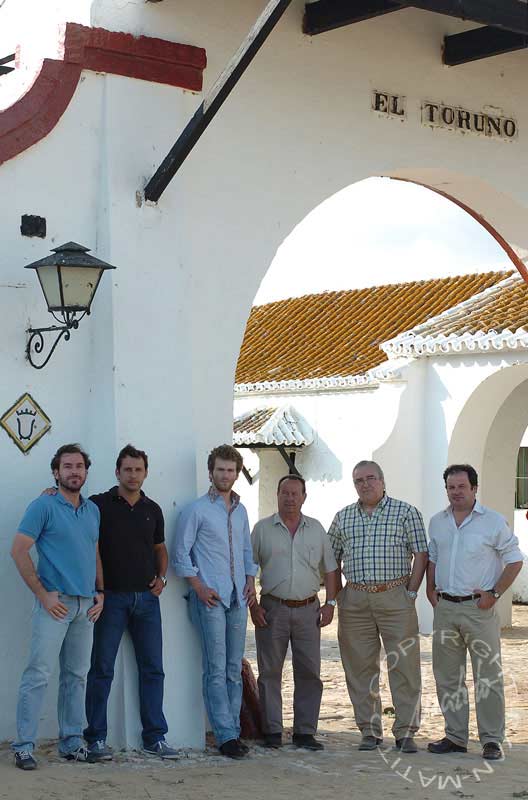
[18,492,100,597]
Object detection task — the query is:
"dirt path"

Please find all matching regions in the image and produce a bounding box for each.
[1,605,527,800]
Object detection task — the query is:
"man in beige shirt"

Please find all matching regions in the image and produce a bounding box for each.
[251,475,339,751]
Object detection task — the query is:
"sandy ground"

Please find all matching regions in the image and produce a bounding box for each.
[1,602,527,800]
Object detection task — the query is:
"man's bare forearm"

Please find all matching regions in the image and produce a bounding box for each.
[408,552,428,592]
[12,549,46,599]
[155,544,169,578]
[494,561,523,595]
[324,569,339,602]
[95,545,104,592]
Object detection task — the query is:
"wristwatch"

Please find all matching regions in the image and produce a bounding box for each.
[325,599,337,607]
[159,575,168,587]
[491,587,501,599]
[407,590,418,600]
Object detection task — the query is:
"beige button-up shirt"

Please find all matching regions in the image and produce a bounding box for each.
[252,513,338,601]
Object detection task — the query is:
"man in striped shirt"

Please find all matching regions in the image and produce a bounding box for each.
[328,460,428,754]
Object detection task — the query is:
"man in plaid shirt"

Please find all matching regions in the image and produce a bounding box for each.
[328,460,428,754]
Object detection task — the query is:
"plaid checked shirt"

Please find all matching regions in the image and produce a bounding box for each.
[327,494,428,583]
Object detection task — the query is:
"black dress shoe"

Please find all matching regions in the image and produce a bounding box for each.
[219,739,247,759]
[292,734,324,751]
[427,737,467,754]
[358,736,383,751]
[263,733,282,748]
[482,742,503,760]
[237,739,250,754]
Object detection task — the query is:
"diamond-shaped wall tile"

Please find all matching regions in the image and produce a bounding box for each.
[1,393,51,454]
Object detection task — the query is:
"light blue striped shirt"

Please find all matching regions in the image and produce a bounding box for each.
[172,488,258,608]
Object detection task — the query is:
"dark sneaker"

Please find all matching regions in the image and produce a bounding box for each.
[14,750,37,771]
[62,746,89,762]
[219,739,247,760]
[358,736,383,751]
[395,737,418,753]
[482,742,503,761]
[87,740,113,762]
[292,734,324,751]
[427,737,467,754]
[263,733,282,749]
[142,740,179,760]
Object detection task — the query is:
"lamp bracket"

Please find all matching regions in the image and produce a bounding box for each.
[26,318,80,369]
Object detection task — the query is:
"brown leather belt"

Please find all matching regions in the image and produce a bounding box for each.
[267,594,317,608]
[347,575,409,593]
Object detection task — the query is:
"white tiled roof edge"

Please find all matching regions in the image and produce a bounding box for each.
[234,364,403,395]
[233,405,314,446]
[381,273,528,357]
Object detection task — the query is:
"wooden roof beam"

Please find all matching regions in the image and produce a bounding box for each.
[444,25,528,66]
[407,1,528,35]
[144,0,293,203]
[303,0,405,36]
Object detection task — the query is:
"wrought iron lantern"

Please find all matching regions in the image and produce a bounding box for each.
[25,241,116,369]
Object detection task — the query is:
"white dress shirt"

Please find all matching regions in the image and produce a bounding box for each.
[428,501,524,595]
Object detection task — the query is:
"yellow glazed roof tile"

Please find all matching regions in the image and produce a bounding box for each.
[235,271,514,384]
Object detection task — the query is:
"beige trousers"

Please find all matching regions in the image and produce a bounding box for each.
[255,595,322,735]
[337,583,421,739]
[432,597,505,746]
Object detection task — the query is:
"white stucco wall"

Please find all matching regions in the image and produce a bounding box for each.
[1,0,528,747]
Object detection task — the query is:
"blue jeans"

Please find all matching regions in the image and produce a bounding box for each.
[188,589,247,747]
[13,594,94,755]
[84,590,167,748]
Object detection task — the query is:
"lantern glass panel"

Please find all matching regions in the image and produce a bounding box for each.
[59,266,103,309]
[36,265,62,310]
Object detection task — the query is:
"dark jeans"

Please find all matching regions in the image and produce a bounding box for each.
[84,590,168,747]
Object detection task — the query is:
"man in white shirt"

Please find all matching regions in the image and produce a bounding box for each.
[427,464,524,761]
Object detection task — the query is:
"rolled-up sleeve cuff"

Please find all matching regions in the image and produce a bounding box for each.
[502,549,525,565]
[245,562,258,577]
[172,561,199,578]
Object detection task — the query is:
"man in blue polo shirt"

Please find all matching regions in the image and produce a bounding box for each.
[10,444,103,770]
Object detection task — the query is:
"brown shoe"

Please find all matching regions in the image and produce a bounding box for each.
[482,742,503,761]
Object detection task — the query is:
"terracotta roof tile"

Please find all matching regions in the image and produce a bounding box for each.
[236,271,513,383]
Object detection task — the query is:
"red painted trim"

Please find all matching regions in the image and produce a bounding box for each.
[0,23,206,166]
[390,177,528,287]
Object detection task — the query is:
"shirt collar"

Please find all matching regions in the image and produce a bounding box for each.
[109,485,147,503]
[56,491,87,509]
[208,485,240,509]
[444,499,485,517]
[358,493,389,514]
[273,512,306,529]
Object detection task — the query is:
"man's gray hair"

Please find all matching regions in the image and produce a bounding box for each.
[353,460,385,482]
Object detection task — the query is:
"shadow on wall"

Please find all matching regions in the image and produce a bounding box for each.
[296,431,343,485]
[373,366,449,517]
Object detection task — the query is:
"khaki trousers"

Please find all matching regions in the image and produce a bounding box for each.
[432,597,504,746]
[255,595,322,735]
[337,583,421,739]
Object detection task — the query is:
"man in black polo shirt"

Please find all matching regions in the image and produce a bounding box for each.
[84,444,177,761]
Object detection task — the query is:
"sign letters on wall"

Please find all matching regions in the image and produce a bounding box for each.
[371,90,518,142]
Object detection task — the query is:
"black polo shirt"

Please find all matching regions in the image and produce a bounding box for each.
[90,486,165,592]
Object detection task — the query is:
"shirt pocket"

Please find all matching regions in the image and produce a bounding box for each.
[307,545,322,569]
[464,535,486,562]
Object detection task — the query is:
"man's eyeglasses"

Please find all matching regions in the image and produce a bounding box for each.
[353,476,380,486]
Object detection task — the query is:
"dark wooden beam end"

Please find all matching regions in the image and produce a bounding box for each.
[303,0,404,35]
[408,1,528,35]
[444,25,528,65]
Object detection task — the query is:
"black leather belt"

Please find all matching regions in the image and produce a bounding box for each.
[438,592,481,603]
